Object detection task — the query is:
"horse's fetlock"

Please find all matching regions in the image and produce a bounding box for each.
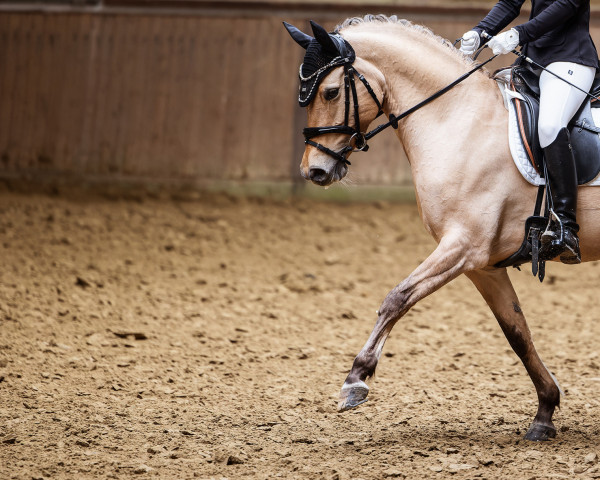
[351,352,378,381]
[540,386,561,409]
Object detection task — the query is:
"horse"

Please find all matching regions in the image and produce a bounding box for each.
[284,15,600,441]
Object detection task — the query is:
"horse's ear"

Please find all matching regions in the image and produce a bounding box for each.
[310,20,339,55]
[283,22,313,49]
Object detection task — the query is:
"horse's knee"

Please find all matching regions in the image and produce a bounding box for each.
[378,288,410,321]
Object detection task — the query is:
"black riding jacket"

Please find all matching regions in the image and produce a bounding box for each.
[473,0,598,68]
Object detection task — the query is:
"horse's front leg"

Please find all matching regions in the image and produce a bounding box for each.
[466,268,561,441]
[338,233,479,412]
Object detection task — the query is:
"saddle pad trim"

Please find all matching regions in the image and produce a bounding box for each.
[513,91,538,173]
[500,80,600,187]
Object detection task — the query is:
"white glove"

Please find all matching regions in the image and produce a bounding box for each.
[459,30,480,56]
[487,28,520,55]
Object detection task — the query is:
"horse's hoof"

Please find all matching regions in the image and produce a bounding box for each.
[524,422,557,441]
[337,381,369,412]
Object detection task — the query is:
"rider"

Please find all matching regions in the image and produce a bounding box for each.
[460,0,599,264]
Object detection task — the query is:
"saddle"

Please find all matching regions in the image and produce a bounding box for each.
[494,66,600,280]
[509,66,600,185]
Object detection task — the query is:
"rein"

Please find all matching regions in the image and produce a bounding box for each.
[305,53,499,165]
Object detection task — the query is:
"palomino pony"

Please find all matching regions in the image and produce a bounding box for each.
[285,15,600,441]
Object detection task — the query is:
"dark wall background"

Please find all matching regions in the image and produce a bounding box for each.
[2,1,600,190]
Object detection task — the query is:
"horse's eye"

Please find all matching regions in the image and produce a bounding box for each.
[324,88,340,101]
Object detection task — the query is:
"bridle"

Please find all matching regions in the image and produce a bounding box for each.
[302,51,499,166]
[302,57,384,166]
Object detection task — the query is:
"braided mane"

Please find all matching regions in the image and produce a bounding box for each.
[335,15,475,65]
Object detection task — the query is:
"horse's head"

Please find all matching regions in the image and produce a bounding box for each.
[284,21,385,186]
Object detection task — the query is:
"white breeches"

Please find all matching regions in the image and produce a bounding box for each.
[538,62,596,148]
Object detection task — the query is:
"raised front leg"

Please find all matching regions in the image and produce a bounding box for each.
[338,233,480,412]
[466,268,561,441]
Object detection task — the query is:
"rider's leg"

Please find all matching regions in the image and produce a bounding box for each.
[540,127,581,263]
[538,62,595,264]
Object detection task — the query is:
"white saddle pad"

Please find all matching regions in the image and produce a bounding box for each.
[495,70,600,186]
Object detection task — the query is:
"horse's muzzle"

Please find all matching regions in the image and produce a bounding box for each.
[309,167,330,185]
[306,162,348,186]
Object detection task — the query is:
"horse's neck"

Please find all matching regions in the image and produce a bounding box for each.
[391,68,501,170]
[352,28,505,172]
[350,26,511,239]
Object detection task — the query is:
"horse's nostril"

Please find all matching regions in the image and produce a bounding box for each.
[309,167,329,184]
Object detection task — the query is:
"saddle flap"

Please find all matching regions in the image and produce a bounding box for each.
[570,100,600,184]
[512,66,541,99]
[509,70,544,175]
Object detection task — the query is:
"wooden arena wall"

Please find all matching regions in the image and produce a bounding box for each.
[1,2,600,190]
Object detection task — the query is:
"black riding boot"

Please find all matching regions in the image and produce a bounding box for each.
[540,127,581,264]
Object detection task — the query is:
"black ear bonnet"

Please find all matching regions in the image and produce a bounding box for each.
[284,21,355,107]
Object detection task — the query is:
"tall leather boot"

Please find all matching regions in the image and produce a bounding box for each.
[540,127,581,264]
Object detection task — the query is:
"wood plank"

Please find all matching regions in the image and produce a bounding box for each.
[12,7,596,186]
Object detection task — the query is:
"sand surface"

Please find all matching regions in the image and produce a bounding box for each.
[1,190,600,479]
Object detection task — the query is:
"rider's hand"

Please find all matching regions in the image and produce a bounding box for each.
[487,28,520,55]
[459,30,480,56]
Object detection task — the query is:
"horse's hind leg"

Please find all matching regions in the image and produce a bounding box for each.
[466,268,561,441]
[338,233,476,412]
